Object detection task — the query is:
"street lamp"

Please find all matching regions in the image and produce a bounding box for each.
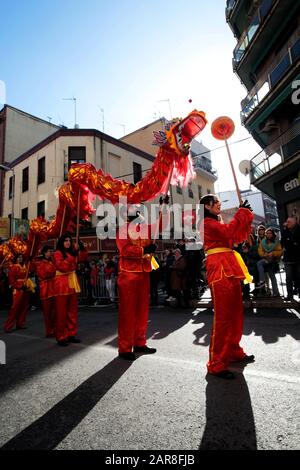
[0,164,15,236]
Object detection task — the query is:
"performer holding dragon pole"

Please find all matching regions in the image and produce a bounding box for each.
[200,116,256,379]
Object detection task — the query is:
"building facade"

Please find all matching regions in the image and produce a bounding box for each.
[1,128,156,229]
[218,188,279,228]
[0,105,59,215]
[226,0,300,225]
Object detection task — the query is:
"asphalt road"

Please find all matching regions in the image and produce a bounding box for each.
[0,302,299,451]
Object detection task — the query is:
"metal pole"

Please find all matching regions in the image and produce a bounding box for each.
[224,137,242,204]
[74,97,77,128]
[11,169,15,236]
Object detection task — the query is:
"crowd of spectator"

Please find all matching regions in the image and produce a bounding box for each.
[0,216,299,310]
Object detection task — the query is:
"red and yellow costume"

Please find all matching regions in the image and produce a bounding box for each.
[35,258,56,337]
[4,263,35,332]
[203,208,253,374]
[117,223,156,353]
[53,249,87,342]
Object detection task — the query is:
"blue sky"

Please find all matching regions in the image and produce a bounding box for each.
[1,0,262,191]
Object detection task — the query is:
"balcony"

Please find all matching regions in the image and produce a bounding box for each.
[193,156,218,181]
[233,0,276,67]
[250,120,300,184]
[225,0,238,20]
[241,36,300,122]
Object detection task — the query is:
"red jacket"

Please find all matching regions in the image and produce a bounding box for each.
[35,258,56,299]
[53,249,88,295]
[8,264,27,290]
[203,208,253,285]
[117,223,153,273]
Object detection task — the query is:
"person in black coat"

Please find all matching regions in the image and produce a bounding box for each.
[281,217,300,300]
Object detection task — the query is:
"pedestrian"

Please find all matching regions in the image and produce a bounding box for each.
[104,257,116,303]
[35,245,56,337]
[281,217,300,300]
[199,194,255,379]
[53,232,88,346]
[257,227,282,297]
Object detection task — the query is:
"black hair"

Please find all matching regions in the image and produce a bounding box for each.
[56,232,77,258]
[199,194,219,220]
[41,245,52,258]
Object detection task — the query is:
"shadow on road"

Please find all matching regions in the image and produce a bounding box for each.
[191,307,300,347]
[1,357,132,450]
[199,365,257,450]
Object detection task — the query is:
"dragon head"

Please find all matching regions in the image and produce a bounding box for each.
[153,110,207,156]
[166,110,207,155]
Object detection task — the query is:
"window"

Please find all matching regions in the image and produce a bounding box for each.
[188,183,194,198]
[133,162,142,184]
[37,200,45,218]
[176,183,182,194]
[38,157,45,185]
[21,207,28,220]
[198,185,202,200]
[65,147,86,180]
[22,167,29,192]
[9,176,13,199]
[68,147,86,167]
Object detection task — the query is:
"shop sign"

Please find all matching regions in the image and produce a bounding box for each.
[284,171,300,192]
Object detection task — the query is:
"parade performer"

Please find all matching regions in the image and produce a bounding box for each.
[53,232,87,346]
[4,254,35,332]
[35,245,56,337]
[116,203,167,360]
[200,194,255,379]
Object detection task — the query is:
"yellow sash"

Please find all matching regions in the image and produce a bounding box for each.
[206,247,252,284]
[151,256,159,271]
[56,271,81,293]
[15,278,35,294]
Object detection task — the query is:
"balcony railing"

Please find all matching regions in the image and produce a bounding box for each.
[241,36,300,122]
[225,0,238,20]
[233,0,276,67]
[250,120,300,183]
[193,156,218,178]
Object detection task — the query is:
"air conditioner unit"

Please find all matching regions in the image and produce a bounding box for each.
[261,119,279,132]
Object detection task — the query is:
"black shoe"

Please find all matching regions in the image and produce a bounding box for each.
[284,296,293,301]
[67,336,81,343]
[133,345,157,354]
[237,354,255,363]
[210,370,235,380]
[16,326,27,330]
[118,352,136,361]
[57,340,69,346]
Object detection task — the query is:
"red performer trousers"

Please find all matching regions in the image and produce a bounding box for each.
[41,297,55,337]
[4,290,30,331]
[207,275,246,374]
[55,293,78,342]
[117,271,150,353]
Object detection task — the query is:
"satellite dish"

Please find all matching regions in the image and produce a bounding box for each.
[239,160,251,176]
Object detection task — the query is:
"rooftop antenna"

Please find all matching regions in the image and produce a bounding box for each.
[98,105,105,132]
[115,122,126,136]
[157,98,172,120]
[63,96,78,128]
